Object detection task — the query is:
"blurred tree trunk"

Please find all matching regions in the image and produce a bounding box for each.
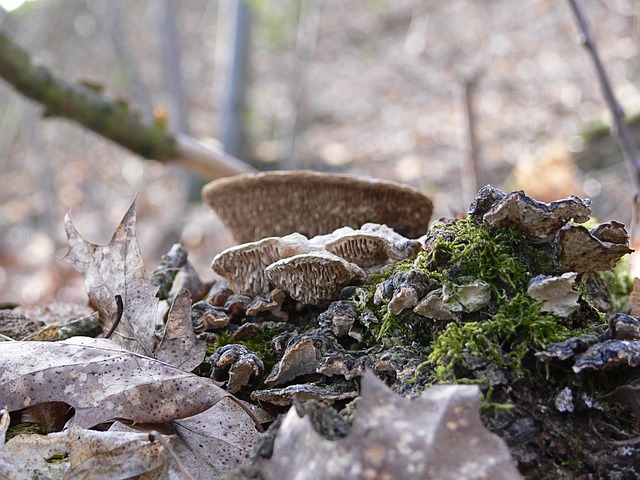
[159,0,203,201]
[282,0,323,169]
[221,0,251,162]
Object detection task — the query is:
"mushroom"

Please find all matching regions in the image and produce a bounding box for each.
[266,331,341,385]
[527,273,580,318]
[414,289,458,321]
[211,233,312,296]
[209,344,264,393]
[201,170,434,243]
[319,223,421,268]
[557,223,633,273]
[265,250,366,305]
[250,380,359,407]
[481,189,592,243]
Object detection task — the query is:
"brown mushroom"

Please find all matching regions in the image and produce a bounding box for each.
[201,170,434,243]
[211,233,312,296]
[320,223,421,268]
[265,250,366,305]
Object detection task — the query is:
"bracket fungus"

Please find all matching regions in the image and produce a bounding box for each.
[479,188,591,243]
[211,233,312,297]
[527,273,580,318]
[209,344,264,393]
[265,250,366,305]
[557,222,633,273]
[202,170,433,243]
[319,223,422,268]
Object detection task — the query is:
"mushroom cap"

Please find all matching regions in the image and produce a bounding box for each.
[265,250,366,305]
[201,170,433,243]
[211,233,312,296]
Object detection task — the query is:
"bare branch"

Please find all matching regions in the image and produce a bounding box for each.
[566,0,640,192]
[0,29,255,179]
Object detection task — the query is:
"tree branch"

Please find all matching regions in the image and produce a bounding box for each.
[0,29,255,179]
[567,0,640,192]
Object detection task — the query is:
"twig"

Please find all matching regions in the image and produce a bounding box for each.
[566,0,640,234]
[149,431,194,480]
[227,395,266,433]
[104,295,124,340]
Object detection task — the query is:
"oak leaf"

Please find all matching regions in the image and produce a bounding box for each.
[156,290,206,371]
[0,427,171,479]
[63,201,157,356]
[0,337,228,428]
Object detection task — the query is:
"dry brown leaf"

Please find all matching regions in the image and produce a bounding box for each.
[0,337,228,428]
[257,370,521,480]
[0,427,171,479]
[169,397,261,478]
[0,409,9,445]
[113,396,263,479]
[63,201,157,356]
[155,290,206,371]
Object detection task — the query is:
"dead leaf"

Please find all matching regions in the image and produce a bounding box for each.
[113,396,263,479]
[0,409,9,445]
[170,397,260,478]
[155,291,206,371]
[63,201,157,356]
[20,402,70,433]
[0,337,228,428]
[257,370,521,480]
[0,427,171,479]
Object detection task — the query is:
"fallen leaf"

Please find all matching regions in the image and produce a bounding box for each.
[170,397,260,478]
[0,337,228,428]
[113,396,263,479]
[63,201,157,356]
[257,370,521,480]
[0,409,9,445]
[155,291,206,371]
[0,427,171,479]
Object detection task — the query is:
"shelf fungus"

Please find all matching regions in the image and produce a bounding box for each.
[265,332,342,385]
[250,380,359,407]
[319,223,421,268]
[413,280,491,321]
[557,222,633,273]
[209,344,265,393]
[537,313,640,373]
[191,301,229,332]
[527,273,579,317]
[266,251,366,305]
[474,187,591,243]
[374,269,434,315]
[202,170,433,243]
[211,233,312,297]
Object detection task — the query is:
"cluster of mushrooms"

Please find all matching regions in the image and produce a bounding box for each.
[193,172,638,407]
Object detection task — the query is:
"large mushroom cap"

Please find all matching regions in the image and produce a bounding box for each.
[202,170,434,243]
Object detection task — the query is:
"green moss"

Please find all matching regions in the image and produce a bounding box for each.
[430,293,571,380]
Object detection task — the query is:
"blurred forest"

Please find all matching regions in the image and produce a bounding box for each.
[1,0,639,305]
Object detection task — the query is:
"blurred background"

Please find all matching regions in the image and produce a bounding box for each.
[1,0,639,305]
